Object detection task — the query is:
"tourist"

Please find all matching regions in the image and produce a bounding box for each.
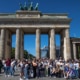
[32,58,37,78]
[19,60,25,80]
[78,62,80,78]
[0,59,3,74]
[24,60,29,80]
[10,59,15,77]
[2,59,6,73]
[5,58,11,77]
[0,58,80,79]
[50,66,56,78]
[73,60,79,78]
[36,59,40,78]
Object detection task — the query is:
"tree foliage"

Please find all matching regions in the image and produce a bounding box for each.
[11,47,35,59]
[78,46,80,58]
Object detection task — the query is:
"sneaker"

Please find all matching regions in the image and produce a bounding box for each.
[8,75,10,77]
[64,76,66,78]
[20,78,23,80]
[54,76,56,78]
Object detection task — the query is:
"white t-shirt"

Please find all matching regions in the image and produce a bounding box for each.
[11,61,15,67]
[74,63,79,70]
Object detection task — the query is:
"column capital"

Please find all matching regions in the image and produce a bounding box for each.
[36,28,40,33]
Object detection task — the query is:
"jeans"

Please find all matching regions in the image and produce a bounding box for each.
[5,66,10,75]
[74,69,79,78]
[36,68,40,78]
[24,67,28,79]
[10,67,15,76]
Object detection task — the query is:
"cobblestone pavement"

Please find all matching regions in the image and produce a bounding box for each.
[0,73,80,80]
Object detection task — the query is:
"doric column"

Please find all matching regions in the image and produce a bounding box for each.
[20,31,24,59]
[64,28,71,61]
[15,29,24,60]
[5,30,12,59]
[48,34,50,58]
[60,31,64,58]
[15,29,21,59]
[0,29,5,59]
[73,43,77,60]
[36,28,40,59]
[50,29,56,59]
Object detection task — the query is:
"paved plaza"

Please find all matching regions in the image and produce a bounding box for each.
[0,72,79,80]
[0,75,79,80]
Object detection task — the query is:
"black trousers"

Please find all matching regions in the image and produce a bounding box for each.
[33,66,37,78]
[78,68,80,78]
[0,67,1,73]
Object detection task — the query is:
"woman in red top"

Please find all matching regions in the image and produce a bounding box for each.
[5,58,11,77]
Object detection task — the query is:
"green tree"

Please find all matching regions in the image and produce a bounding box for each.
[11,47,35,59]
[11,47,15,59]
[78,46,80,58]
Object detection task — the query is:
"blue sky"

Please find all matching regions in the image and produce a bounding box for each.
[0,0,80,56]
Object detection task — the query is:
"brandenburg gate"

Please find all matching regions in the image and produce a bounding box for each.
[0,3,72,61]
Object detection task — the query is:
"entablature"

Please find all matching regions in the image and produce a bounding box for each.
[0,18,71,25]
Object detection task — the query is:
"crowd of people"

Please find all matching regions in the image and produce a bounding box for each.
[0,58,80,80]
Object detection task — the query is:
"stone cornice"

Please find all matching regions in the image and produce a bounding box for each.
[0,13,68,16]
[42,13,68,16]
[0,18,71,24]
[70,37,80,44]
[70,37,80,40]
[0,13,15,15]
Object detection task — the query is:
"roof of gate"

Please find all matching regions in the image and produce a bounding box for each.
[0,12,68,19]
[0,13,16,18]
